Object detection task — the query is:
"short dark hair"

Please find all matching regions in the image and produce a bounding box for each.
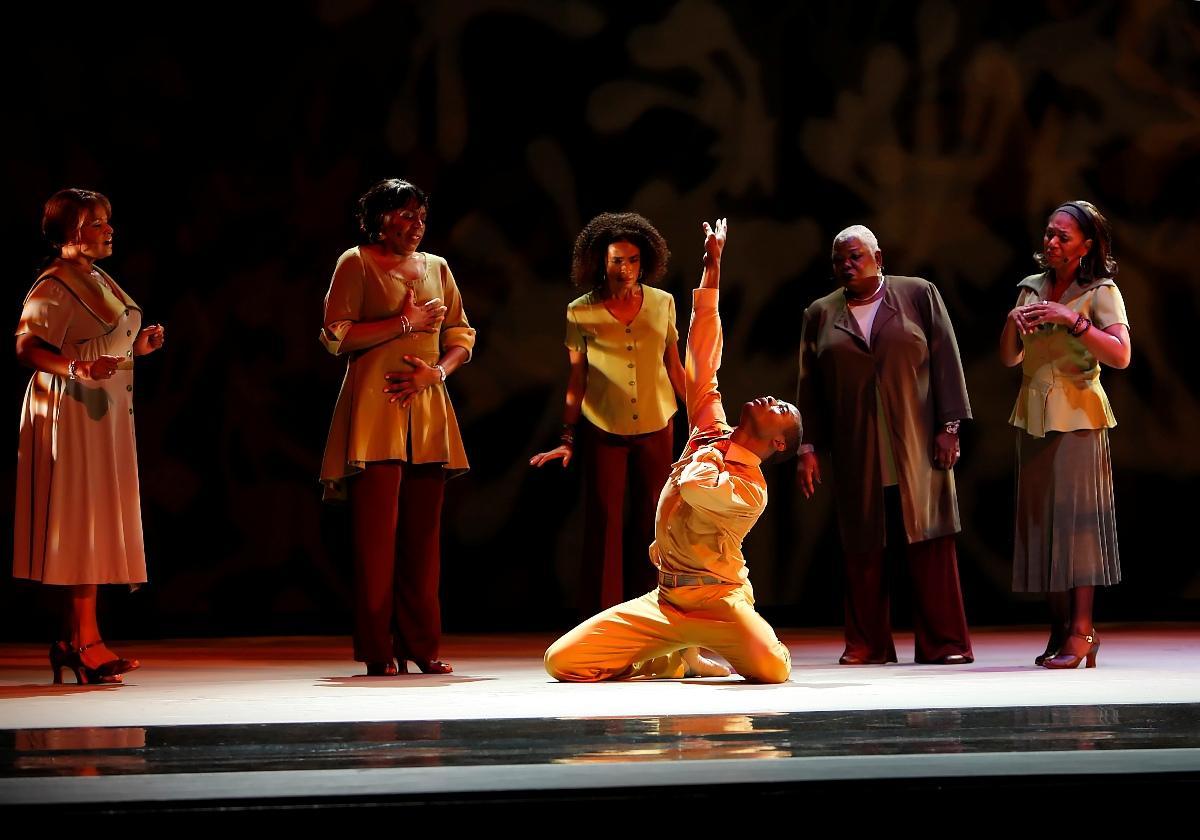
[766,408,803,465]
[1035,200,1118,282]
[42,188,111,249]
[356,178,429,243]
[571,212,670,296]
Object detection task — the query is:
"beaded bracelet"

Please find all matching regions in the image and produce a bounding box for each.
[559,423,576,447]
[1068,315,1092,338]
[399,315,412,335]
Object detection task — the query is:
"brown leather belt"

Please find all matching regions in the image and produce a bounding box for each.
[658,571,724,588]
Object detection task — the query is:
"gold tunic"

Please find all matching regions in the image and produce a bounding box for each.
[1009,273,1129,438]
[319,247,476,500]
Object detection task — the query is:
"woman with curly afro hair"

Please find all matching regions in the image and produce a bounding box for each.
[531,213,684,614]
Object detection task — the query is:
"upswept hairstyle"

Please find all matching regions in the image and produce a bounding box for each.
[571,212,670,296]
[42,188,112,249]
[1036,200,1118,282]
[356,178,429,244]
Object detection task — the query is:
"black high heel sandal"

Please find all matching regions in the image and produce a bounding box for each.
[78,640,140,678]
[50,642,122,685]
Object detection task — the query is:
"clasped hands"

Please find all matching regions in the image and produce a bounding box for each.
[1008,300,1076,334]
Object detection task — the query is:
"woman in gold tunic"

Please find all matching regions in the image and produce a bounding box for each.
[320,179,476,677]
[14,188,165,684]
[1000,201,1130,669]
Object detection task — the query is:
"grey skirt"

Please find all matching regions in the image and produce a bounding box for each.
[1013,428,1121,592]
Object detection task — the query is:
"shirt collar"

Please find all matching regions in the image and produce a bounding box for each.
[724,440,761,466]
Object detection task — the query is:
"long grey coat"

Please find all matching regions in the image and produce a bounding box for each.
[796,276,972,553]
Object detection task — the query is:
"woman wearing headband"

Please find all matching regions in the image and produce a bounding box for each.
[1000,200,1130,669]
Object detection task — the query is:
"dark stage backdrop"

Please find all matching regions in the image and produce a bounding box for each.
[3,1,1198,640]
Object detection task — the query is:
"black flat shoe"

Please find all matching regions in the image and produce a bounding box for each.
[838,654,893,666]
[921,653,973,665]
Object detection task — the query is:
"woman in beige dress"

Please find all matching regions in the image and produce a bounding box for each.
[14,188,165,684]
[320,178,475,677]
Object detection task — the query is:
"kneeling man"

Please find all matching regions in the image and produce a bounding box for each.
[545,218,801,684]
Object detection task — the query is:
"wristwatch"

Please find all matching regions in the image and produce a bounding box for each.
[943,420,961,436]
[434,364,447,383]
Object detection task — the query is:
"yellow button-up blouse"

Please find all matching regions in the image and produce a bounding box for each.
[1009,273,1129,438]
[320,247,476,500]
[565,286,679,436]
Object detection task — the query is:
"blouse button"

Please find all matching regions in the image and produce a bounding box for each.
[126,330,132,337]
[626,345,633,351]
[633,414,639,420]
[628,381,635,386]
[126,351,133,357]
[126,385,133,392]
[631,398,637,403]
[128,408,134,415]
[627,363,634,369]
[626,328,632,333]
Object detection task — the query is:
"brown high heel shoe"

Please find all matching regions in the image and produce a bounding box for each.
[401,659,453,675]
[1042,631,1100,669]
[79,640,140,679]
[1034,626,1069,666]
[50,642,122,685]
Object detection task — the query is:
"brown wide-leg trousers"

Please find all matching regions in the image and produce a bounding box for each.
[349,461,446,663]
[842,488,973,663]
[580,421,673,613]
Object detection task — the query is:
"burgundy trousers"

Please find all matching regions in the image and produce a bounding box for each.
[579,420,673,614]
[349,461,445,663]
[842,488,973,663]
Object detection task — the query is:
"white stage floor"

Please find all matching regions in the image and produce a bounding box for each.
[3,626,1198,729]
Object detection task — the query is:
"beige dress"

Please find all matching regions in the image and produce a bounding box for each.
[14,260,148,585]
[319,248,476,500]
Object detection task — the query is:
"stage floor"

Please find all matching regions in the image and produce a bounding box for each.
[2,626,1199,811]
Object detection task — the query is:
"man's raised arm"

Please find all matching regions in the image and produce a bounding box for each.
[685,218,728,431]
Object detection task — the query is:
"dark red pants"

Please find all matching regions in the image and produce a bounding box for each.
[580,421,673,613]
[349,462,445,663]
[842,489,973,663]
